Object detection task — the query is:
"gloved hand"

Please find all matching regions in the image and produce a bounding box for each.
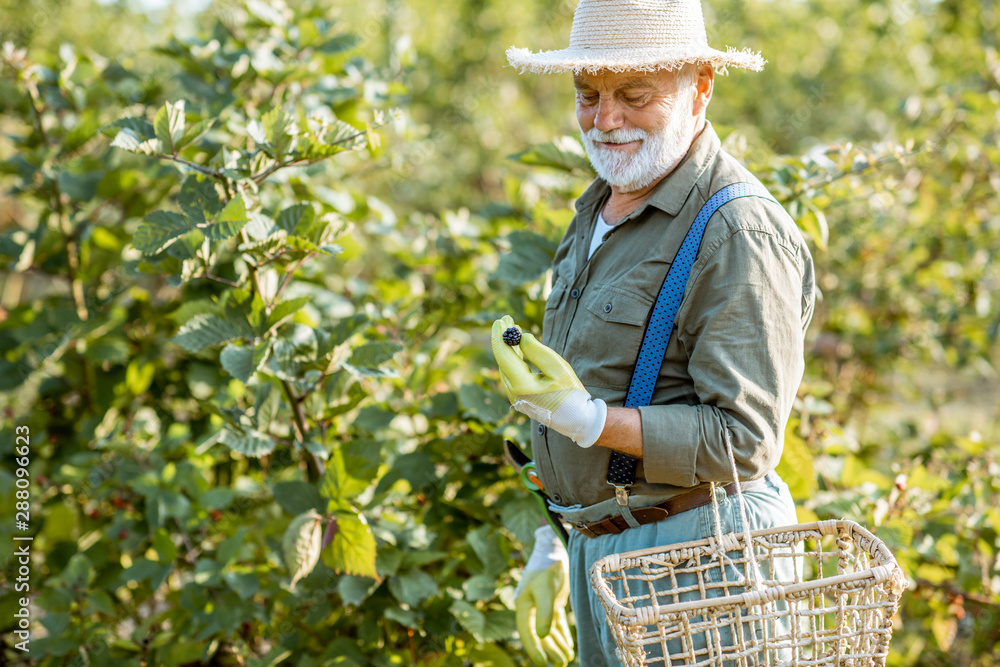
[515,526,574,667]
[491,315,607,448]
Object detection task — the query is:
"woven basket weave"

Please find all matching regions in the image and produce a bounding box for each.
[589,519,907,667]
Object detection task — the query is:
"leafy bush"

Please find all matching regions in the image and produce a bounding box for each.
[1,0,998,665]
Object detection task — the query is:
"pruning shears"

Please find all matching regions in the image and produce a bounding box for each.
[505,439,569,549]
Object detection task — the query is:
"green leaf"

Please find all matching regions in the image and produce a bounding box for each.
[154,100,186,153]
[468,645,517,667]
[177,117,214,150]
[254,383,281,431]
[478,610,517,642]
[53,553,94,590]
[388,569,439,608]
[774,420,816,501]
[373,451,436,496]
[467,526,506,577]
[317,33,360,54]
[282,509,323,590]
[178,175,222,225]
[101,115,155,140]
[245,0,288,27]
[169,314,245,352]
[267,296,311,332]
[222,288,267,337]
[319,447,371,502]
[348,342,402,376]
[110,639,143,654]
[324,512,377,579]
[325,381,368,419]
[286,236,343,256]
[338,575,378,606]
[510,135,594,174]
[244,211,280,241]
[108,115,161,154]
[220,343,252,382]
[297,118,365,159]
[200,488,235,510]
[204,195,249,241]
[217,528,247,564]
[85,590,116,617]
[133,211,193,255]
[450,599,487,638]
[273,480,325,516]
[499,496,544,547]
[0,231,24,259]
[164,258,201,286]
[219,428,275,458]
[340,436,382,485]
[223,571,259,600]
[82,337,131,365]
[323,313,369,351]
[239,231,289,256]
[383,605,419,629]
[931,612,958,652]
[58,170,101,202]
[798,201,829,251]
[276,203,316,235]
[878,518,916,553]
[121,558,172,589]
[463,575,496,602]
[493,230,558,285]
[458,383,507,423]
[262,107,295,158]
[220,340,268,383]
[152,529,178,563]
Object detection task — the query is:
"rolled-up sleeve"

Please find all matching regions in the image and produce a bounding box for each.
[638,221,808,487]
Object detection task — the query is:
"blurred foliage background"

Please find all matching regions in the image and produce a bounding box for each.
[0,0,997,665]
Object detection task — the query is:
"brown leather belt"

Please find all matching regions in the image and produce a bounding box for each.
[569,479,768,538]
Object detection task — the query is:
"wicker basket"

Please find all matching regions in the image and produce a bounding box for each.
[589,519,908,667]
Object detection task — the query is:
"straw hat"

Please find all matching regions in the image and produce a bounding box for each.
[506,0,765,75]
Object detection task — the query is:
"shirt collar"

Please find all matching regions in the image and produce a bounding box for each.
[573,120,722,219]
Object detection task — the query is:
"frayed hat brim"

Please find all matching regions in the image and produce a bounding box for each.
[506,45,765,75]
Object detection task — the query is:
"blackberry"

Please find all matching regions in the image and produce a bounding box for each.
[502,327,521,346]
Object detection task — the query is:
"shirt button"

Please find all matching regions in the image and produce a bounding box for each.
[537,424,546,436]
[604,303,613,313]
[570,289,580,299]
[552,493,563,504]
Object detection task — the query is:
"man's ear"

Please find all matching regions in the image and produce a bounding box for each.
[693,63,714,116]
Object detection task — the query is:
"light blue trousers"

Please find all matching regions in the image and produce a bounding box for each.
[565,473,798,667]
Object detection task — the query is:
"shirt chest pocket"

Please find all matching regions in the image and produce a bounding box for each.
[541,279,568,347]
[574,286,653,390]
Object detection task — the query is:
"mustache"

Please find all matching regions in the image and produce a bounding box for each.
[583,127,648,145]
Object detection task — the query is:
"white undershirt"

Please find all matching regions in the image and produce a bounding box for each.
[588,212,615,259]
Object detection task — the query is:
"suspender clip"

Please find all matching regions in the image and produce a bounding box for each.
[613,484,630,507]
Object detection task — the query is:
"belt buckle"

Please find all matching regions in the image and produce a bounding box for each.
[575,522,598,538]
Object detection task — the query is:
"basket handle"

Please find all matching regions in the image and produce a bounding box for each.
[709,428,767,592]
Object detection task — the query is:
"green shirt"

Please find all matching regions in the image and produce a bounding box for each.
[530,122,816,509]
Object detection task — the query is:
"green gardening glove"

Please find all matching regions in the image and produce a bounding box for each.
[491,316,607,448]
[515,526,575,667]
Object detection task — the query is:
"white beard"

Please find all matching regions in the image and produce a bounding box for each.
[580,95,696,193]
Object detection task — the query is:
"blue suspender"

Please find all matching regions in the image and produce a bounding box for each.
[606,182,779,496]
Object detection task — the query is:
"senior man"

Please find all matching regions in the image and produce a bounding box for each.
[491,0,815,665]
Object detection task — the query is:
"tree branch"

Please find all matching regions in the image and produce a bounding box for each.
[272,251,315,304]
[24,76,89,321]
[914,578,1000,609]
[281,379,325,482]
[153,153,227,180]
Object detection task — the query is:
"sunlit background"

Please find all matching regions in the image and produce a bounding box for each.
[1,0,998,664]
